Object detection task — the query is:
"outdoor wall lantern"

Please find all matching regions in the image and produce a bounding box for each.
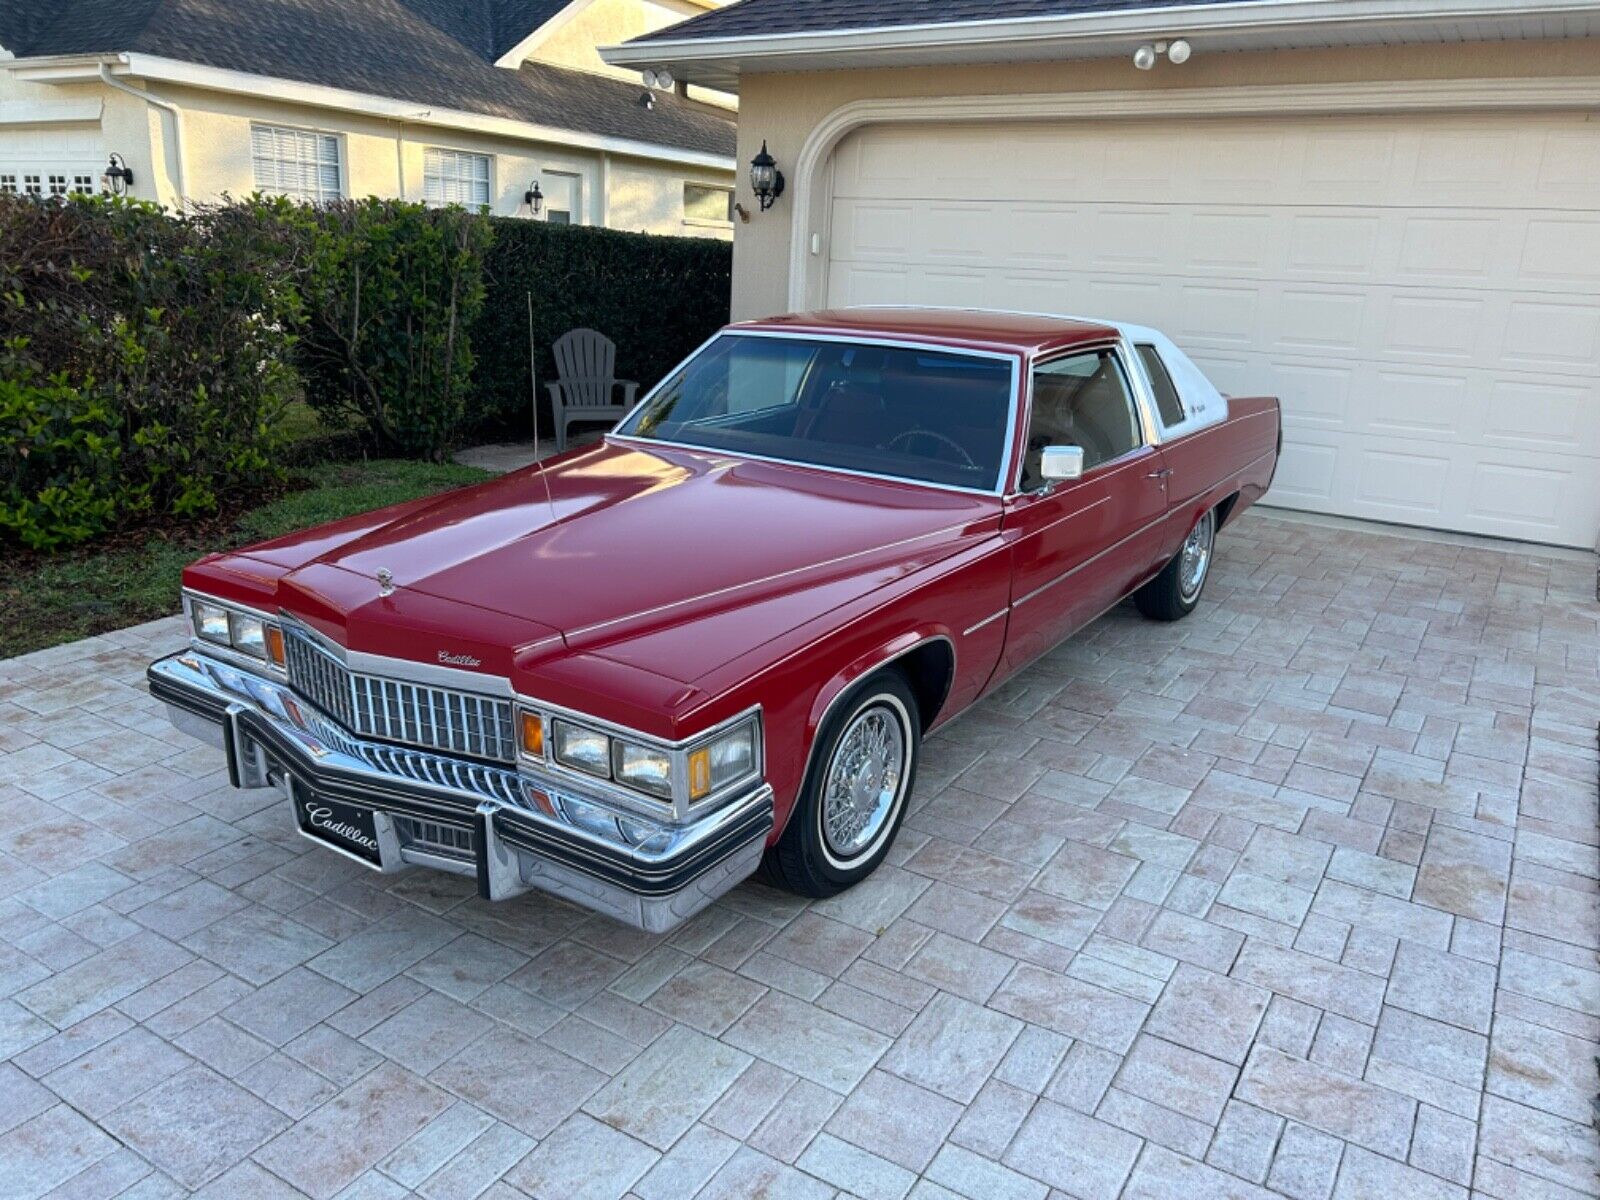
[101,153,134,196]
[749,141,784,211]
[524,180,543,215]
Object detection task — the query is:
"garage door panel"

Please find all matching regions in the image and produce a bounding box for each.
[1518,216,1600,287]
[826,112,1597,548]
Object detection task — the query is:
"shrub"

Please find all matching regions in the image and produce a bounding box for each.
[471,221,731,438]
[0,194,299,549]
[247,197,493,461]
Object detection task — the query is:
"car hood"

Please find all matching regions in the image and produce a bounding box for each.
[236,440,1001,683]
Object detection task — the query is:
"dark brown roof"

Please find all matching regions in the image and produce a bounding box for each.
[0,0,734,159]
[634,0,1258,42]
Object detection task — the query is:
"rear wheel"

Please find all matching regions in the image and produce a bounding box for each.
[1135,507,1216,621]
[761,671,920,898]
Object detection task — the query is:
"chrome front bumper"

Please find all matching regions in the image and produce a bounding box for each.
[147,651,773,932]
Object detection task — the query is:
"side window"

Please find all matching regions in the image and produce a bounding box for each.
[1137,344,1186,428]
[1021,350,1142,489]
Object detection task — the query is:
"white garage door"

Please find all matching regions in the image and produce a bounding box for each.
[825,113,1600,548]
[0,122,104,199]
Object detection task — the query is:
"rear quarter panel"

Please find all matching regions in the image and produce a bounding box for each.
[1158,395,1281,553]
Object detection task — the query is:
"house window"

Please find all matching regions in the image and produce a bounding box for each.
[251,124,342,203]
[0,175,15,194]
[424,148,491,208]
[543,171,580,225]
[684,183,734,224]
[72,175,95,194]
[23,175,41,196]
[48,175,68,196]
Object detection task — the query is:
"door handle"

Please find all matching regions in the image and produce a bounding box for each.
[1147,467,1172,480]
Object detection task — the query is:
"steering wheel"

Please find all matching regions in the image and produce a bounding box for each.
[884,428,977,468]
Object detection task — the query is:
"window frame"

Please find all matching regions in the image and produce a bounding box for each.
[250,123,345,204]
[1134,342,1188,431]
[423,146,493,209]
[1015,342,1153,493]
[682,182,735,227]
[541,168,583,226]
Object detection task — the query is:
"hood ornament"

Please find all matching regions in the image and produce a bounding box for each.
[375,567,395,597]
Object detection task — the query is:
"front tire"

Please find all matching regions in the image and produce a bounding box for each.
[1135,506,1216,622]
[761,671,920,899]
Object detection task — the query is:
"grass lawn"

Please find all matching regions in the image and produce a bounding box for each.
[1,459,494,661]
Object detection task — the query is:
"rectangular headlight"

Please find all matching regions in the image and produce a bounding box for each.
[688,718,758,801]
[552,720,610,778]
[612,741,672,799]
[193,601,231,645]
[229,612,267,658]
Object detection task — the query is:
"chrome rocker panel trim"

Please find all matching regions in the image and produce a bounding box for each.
[148,651,773,933]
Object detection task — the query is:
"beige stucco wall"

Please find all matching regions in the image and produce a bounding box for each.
[729,38,1600,320]
[0,70,173,204]
[0,70,733,237]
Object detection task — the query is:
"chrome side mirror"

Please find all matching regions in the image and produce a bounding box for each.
[1040,445,1084,484]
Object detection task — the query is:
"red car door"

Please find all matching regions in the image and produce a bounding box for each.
[1001,346,1170,672]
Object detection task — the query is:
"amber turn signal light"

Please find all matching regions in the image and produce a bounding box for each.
[265,626,286,668]
[520,711,545,758]
[688,747,711,800]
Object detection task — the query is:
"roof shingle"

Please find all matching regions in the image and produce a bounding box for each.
[634,0,1253,43]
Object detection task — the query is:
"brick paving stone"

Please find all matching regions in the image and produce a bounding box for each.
[1003,1098,1142,1199]
[880,991,1020,1103]
[1384,941,1497,1034]
[1267,1122,1343,1200]
[1332,1144,1467,1200]
[827,1068,962,1172]
[1123,1143,1277,1199]
[104,1064,290,1190]
[0,1103,119,1196]
[507,1112,657,1200]
[1117,1033,1238,1124]
[1,519,1595,1200]
[1237,1045,1416,1159]
[1146,961,1270,1065]
[1206,1099,1283,1184]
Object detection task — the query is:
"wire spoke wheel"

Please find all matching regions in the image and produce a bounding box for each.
[1178,509,1215,603]
[821,703,907,862]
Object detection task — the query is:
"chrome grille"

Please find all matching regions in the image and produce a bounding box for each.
[283,626,517,763]
[298,706,525,806]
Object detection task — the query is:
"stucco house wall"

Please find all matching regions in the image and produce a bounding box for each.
[727,38,1600,319]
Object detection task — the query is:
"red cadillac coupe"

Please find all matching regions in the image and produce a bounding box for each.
[149,308,1280,930]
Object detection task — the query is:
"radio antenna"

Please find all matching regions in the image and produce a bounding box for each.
[529,293,556,519]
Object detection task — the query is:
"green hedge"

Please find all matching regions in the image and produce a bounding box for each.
[238,197,495,462]
[0,195,299,550]
[471,221,732,438]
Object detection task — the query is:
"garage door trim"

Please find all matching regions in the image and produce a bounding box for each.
[786,75,1600,311]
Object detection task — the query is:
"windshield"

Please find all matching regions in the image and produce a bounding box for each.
[614,334,1015,491]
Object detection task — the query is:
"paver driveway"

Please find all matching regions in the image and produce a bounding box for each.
[1,512,1596,1200]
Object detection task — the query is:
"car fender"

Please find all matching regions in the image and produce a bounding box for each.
[774,626,956,837]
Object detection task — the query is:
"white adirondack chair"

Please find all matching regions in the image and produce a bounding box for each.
[545,328,639,452]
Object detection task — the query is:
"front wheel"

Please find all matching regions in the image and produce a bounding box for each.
[760,671,920,898]
[1135,506,1216,621]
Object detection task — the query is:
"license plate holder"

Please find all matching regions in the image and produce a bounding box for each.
[291,780,383,867]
